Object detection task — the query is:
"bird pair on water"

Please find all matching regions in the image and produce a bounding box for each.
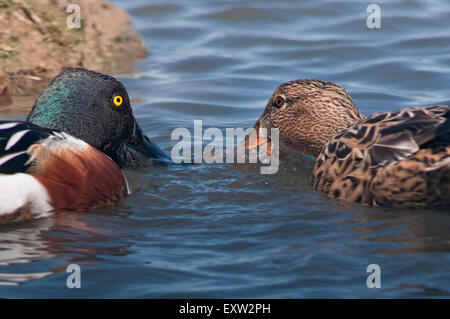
[0,68,448,222]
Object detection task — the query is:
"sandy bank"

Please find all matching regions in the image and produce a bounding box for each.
[0,0,147,114]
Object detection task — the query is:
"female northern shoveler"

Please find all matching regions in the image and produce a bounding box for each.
[251,79,450,207]
[0,68,170,223]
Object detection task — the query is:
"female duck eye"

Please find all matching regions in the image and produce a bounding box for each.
[113,95,123,107]
[274,96,285,108]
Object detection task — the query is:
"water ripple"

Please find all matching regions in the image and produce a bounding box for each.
[1,0,450,298]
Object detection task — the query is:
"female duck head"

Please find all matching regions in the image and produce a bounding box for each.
[255,79,365,157]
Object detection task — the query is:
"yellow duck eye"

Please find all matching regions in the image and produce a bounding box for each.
[113,95,123,107]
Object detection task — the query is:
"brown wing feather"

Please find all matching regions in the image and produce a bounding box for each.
[313,105,450,207]
[369,146,450,207]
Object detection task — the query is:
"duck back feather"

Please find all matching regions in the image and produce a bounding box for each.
[313,105,450,207]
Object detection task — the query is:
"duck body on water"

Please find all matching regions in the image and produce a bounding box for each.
[253,79,450,207]
[0,69,449,224]
[0,68,170,223]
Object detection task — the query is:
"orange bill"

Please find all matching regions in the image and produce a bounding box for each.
[245,120,272,155]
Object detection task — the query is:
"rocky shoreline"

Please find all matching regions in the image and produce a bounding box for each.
[0,0,147,114]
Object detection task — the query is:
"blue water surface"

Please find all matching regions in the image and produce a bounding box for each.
[0,0,449,298]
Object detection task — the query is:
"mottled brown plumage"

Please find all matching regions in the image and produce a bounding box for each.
[255,79,450,207]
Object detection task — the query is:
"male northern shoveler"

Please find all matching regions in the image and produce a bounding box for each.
[0,68,170,223]
[251,79,450,207]
[27,68,170,167]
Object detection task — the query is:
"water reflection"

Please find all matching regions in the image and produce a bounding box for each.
[0,211,130,286]
[346,206,450,254]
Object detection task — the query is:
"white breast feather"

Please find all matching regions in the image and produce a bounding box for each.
[0,173,53,219]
